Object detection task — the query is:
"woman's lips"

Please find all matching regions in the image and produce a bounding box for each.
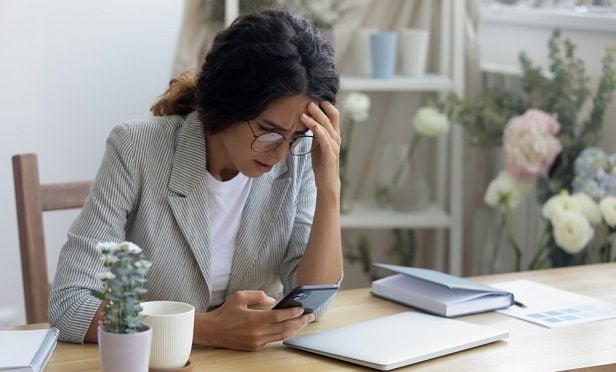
[254,160,273,173]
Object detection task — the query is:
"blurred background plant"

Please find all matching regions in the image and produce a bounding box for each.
[339,92,371,214]
[344,229,417,281]
[285,0,355,29]
[435,29,616,270]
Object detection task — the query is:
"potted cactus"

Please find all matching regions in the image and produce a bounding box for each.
[93,241,152,372]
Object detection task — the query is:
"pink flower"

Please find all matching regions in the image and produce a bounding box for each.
[503,109,562,181]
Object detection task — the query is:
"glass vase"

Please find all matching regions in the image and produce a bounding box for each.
[375,143,430,212]
[340,180,354,214]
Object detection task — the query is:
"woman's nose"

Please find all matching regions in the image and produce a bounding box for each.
[272,141,290,164]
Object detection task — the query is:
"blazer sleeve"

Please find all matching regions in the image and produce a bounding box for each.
[48,124,140,343]
[278,156,342,320]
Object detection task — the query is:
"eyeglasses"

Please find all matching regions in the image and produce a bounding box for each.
[246,120,316,156]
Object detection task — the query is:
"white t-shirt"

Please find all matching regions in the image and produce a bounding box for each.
[205,170,253,306]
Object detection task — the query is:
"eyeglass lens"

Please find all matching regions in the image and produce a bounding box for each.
[252,133,314,155]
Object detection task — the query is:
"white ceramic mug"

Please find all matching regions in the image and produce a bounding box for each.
[140,301,195,369]
[398,28,430,76]
[352,28,375,76]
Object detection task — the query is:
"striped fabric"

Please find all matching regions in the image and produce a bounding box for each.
[49,112,337,343]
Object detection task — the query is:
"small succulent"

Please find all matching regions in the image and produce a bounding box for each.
[93,241,152,334]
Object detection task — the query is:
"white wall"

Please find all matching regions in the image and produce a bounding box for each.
[0,0,184,325]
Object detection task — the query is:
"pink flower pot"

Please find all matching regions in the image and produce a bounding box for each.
[98,325,152,372]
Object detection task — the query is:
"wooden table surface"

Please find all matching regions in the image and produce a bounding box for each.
[24,263,616,371]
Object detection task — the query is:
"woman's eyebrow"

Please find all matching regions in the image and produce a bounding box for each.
[260,119,287,131]
[261,119,309,135]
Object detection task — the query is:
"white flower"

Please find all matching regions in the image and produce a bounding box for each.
[542,191,581,222]
[413,107,450,137]
[96,241,119,254]
[571,193,602,225]
[599,196,616,227]
[343,92,370,122]
[97,272,116,281]
[101,255,119,265]
[134,260,152,269]
[552,211,594,254]
[122,242,142,254]
[484,170,531,210]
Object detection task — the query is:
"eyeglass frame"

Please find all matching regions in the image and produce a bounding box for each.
[245,120,316,156]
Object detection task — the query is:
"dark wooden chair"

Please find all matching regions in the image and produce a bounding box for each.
[12,153,91,324]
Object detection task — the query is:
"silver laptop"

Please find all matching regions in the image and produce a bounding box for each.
[284,311,508,370]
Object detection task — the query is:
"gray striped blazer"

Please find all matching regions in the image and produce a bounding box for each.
[49,112,333,343]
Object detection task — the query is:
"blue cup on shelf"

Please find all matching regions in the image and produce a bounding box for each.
[370,31,398,78]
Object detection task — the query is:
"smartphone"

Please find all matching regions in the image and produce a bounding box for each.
[272,284,339,314]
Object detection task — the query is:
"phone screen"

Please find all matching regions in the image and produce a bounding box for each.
[272,284,339,314]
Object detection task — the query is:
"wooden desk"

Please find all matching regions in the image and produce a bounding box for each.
[35,263,616,371]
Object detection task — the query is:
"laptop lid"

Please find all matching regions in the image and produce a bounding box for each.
[283,311,508,370]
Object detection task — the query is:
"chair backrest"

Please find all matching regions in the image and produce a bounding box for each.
[12,153,91,324]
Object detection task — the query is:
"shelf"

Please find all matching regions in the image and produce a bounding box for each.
[480,4,616,33]
[480,62,522,76]
[335,1,465,275]
[340,201,451,229]
[340,74,453,92]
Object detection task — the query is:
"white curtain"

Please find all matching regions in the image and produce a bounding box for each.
[171,0,224,76]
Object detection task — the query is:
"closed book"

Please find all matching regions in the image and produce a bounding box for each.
[371,263,514,317]
[0,328,59,372]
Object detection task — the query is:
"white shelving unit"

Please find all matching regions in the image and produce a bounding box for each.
[341,75,453,92]
[340,202,450,229]
[224,1,465,275]
[339,0,465,275]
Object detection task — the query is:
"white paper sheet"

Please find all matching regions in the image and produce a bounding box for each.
[491,279,616,328]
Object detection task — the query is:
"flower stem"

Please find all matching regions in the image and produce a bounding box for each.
[536,240,558,269]
[490,213,505,272]
[529,222,550,270]
[504,205,522,271]
[601,228,615,262]
[391,136,421,186]
[340,118,356,183]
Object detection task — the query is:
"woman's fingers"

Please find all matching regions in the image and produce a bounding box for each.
[306,101,341,145]
[228,290,277,308]
[241,310,314,348]
[301,113,335,157]
[262,313,315,342]
[319,101,340,135]
[301,101,341,190]
[266,306,306,323]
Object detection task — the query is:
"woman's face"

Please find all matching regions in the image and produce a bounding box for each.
[216,94,313,179]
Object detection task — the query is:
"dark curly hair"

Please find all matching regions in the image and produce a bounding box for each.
[151,9,339,134]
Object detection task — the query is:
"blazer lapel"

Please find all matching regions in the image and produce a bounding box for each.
[225,162,291,294]
[167,112,213,296]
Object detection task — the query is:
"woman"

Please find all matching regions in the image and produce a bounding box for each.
[49,9,342,351]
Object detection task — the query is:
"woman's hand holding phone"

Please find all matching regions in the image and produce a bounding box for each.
[192,290,314,351]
